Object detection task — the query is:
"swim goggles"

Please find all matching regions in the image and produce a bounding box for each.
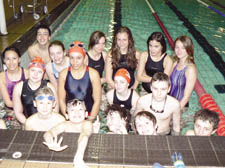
[29,62,45,71]
[69,43,85,49]
[35,95,55,101]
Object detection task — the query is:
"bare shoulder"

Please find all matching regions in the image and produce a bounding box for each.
[140,51,148,60]
[135,49,142,60]
[186,63,197,72]
[89,67,100,77]
[166,95,180,108]
[53,113,65,121]
[0,72,5,84]
[14,81,23,91]
[138,94,151,105]
[102,50,107,60]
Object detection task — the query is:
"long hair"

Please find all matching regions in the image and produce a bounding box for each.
[111,26,137,69]
[173,35,195,63]
[88,31,106,50]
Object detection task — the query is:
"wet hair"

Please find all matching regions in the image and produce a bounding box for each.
[111,26,137,69]
[173,35,194,63]
[105,104,131,131]
[66,99,86,113]
[2,46,21,60]
[134,111,157,131]
[36,24,51,36]
[194,109,219,130]
[147,32,167,55]
[151,72,171,87]
[48,40,65,52]
[34,86,55,100]
[88,31,106,50]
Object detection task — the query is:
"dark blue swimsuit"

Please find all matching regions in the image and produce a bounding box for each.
[65,66,93,113]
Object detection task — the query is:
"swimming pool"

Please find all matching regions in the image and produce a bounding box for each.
[49,0,224,134]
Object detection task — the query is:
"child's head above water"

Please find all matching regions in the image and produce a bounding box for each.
[105,104,131,134]
[194,109,219,136]
[34,86,56,116]
[134,111,158,135]
[66,99,87,123]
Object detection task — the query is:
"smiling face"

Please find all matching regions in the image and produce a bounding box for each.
[34,95,55,116]
[67,102,86,123]
[3,50,20,71]
[114,76,129,93]
[49,44,66,65]
[135,115,157,135]
[29,67,45,83]
[175,40,188,60]
[116,32,129,52]
[151,80,170,102]
[69,52,85,70]
[93,37,106,54]
[194,119,216,136]
[149,40,163,57]
[36,28,50,46]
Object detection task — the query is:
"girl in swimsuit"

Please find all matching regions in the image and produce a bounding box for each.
[170,35,197,110]
[85,31,107,84]
[58,41,101,121]
[46,40,70,90]
[105,26,141,89]
[137,32,173,93]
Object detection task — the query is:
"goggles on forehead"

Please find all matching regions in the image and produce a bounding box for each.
[35,95,55,101]
[29,62,45,70]
[69,43,85,49]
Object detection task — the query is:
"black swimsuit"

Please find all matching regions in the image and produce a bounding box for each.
[112,54,136,88]
[65,66,93,113]
[21,79,48,117]
[87,52,105,78]
[113,89,133,110]
[142,53,167,93]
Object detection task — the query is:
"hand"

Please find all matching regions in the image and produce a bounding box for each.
[43,136,68,151]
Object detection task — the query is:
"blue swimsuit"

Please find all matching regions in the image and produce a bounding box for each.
[65,66,93,113]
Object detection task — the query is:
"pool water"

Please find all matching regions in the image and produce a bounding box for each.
[47,0,225,134]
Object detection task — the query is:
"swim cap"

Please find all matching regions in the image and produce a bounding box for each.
[29,57,45,71]
[68,41,86,57]
[114,68,131,84]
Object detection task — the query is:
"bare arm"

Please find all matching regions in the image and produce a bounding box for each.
[58,69,68,117]
[105,52,115,88]
[180,64,197,109]
[89,68,102,118]
[136,52,152,83]
[47,82,59,113]
[134,97,145,116]
[163,55,173,76]
[25,117,34,131]
[132,50,141,90]
[0,73,13,108]
[0,119,6,129]
[131,90,140,112]
[46,63,58,91]
[172,100,181,135]
[101,51,107,84]
[74,121,93,168]
[13,82,26,124]
[106,89,114,105]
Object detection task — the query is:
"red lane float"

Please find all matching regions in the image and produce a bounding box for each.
[145,0,225,136]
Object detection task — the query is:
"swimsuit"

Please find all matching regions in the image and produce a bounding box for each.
[65,66,93,113]
[21,79,48,118]
[112,54,136,88]
[87,52,104,78]
[51,60,70,80]
[142,53,166,93]
[170,64,187,101]
[5,67,25,100]
[113,89,133,110]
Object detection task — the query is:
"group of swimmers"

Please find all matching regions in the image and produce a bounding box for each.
[0,24,220,167]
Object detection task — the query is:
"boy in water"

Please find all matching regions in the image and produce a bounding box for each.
[185,109,219,136]
[25,86,65,131]
[134,111,158,135]
[43,99,99,168]
[105,104,131,134]
[135,72,180,135]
